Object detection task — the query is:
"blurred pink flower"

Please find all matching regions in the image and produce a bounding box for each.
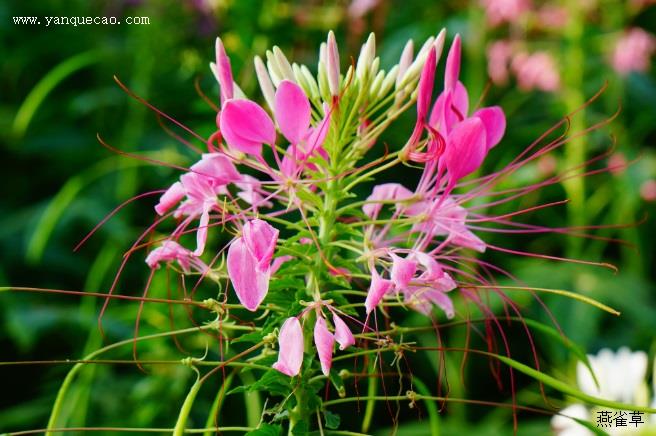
[348,0,379,19]
[640,180,656,202]
[611,28,656,75]
[536,5,569,29]
[487,40,513,85]
[607,152,628,176]
[511,51,560,92]
[480,0,530,26]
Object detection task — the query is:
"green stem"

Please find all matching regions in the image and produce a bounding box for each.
[46,325,215,435]
[361,360,378,433]
[174,374,204,436]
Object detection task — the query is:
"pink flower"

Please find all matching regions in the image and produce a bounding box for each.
[227,218,279,311]
[332,314,355,350]
[511,51,560,92]
[154,153,242,256]
[536,6,569,29]
[640,180,656,202]
[145,241,193,272]
[273,317,304,377]
[486,40,513,86]
[480,0,530,26]
[390,252,418,290]
[611,28,656,75]
[314,317,335,376]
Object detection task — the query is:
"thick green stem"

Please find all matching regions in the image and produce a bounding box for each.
[174,374,204,436]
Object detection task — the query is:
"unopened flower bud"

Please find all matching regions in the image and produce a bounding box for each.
[327,31,341,96]
[254,55,276,110]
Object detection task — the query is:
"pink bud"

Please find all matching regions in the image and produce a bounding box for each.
[444,35,461,92]
[314,317,335,376]
[326,31,341,96]
[332,314,355,350]
[273,317,304,377]
[220,99,276,156]
[211,37,234,103]
[417,47,437,120]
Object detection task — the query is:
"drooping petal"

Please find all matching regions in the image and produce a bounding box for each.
[190,153,241,185]
[473,106,506,150]
[365,268,394,314]
[194,205,211,256]
[426,289,455,319]
[390,253,418,290]
[227,237,271,311]
[444,35,461,92]
[332,314,355,350]
[314,317,335,376]
[273,317,304,377]
[416,47,437,120]
[242,218,279,269]
[363,183,414,219]
[275,80,311,145]
[444,117,487,185]
[155,181,185,216]
[220,99,276,156]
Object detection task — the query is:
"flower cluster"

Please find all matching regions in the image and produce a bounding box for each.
[132,29,616,431]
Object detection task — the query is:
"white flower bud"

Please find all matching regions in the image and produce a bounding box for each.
[254,55,275,110]
[356,32,376,81]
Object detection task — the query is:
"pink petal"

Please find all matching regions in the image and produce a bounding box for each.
[314,317,335,376]
[363,183,414,219]
[365,268,394,314]
[227,237,270,311]
[411,251,444,281]
[242,219,279,268]
[145,241,192,271]
[273,317,304,377]
[190,153,241,184]
[332,314,355,350]
[155,181,185,216]
[390,253,418,290]
[213,37,234,103]
[473,106,506,150]
[305,110,332,155]
[275,80,311,145]
[220,99,276,156]
[417,47,437,120]
[445,35,461,92]
[271,255,293,274]
[426,289,455,319]
[444,117,487,184]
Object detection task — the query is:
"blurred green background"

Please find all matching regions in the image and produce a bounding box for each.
[1,0,655,434]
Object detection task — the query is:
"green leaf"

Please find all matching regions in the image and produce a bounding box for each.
[227,370,291,397]
[323,410,340,430]
[245,423,282,436]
